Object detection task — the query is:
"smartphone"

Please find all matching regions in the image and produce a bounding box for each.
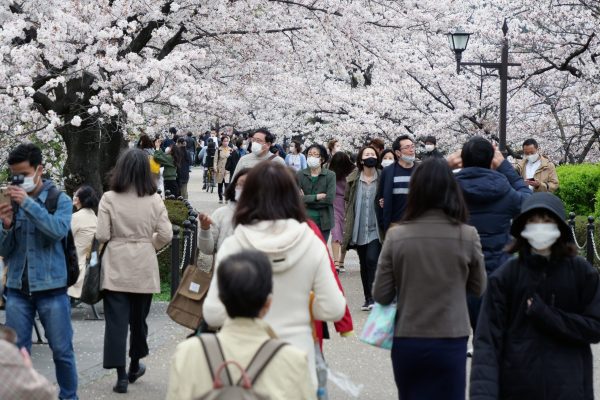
[0,186,10,206]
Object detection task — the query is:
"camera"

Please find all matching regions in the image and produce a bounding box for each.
[10,175,24,185]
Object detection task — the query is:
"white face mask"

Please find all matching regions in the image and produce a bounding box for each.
[235,188,242,201]
[251,142,264,154]
[381,159,394,168]
[165,147,172,154]
[526,153,539,163]
[307,156,321,169]
[521,222,561,251]
[425,144,435,152]
[400,155,415,164]
[20,170,39,193]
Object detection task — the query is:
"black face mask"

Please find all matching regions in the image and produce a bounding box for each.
[363,157,378,168]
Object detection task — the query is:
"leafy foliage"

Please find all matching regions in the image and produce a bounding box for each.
[555,164,600,216]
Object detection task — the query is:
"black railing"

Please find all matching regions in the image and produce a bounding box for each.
[567,213,600,266]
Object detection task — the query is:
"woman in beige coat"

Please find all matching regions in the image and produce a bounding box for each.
[96,149,173,394]
[216,136,232,203]
[67,185,98,299]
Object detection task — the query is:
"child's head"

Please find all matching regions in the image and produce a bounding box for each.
[217,250,273,319]
[508,193,575,257]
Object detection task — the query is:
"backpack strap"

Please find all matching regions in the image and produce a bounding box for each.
[239,339,287,386]
[44,186,61,214]
[199,334,233,386]
[268,154,277,161]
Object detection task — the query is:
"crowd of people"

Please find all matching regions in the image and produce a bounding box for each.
[1,128,599,400]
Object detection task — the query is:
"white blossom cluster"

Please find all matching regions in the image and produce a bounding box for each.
[0,0,598,167]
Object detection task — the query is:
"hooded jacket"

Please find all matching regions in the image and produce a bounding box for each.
[470,254,600,400]
[455,160,531,273]
[203,219,346,387]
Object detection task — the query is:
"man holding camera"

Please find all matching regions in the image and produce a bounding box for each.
[0,144,78,400]
[515,138,559,193]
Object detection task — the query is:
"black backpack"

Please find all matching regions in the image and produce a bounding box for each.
[204,141,217,168]
[45,186,79,287]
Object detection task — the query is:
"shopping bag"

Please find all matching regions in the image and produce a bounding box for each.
[359,303,396,349]
[80,238,107,305]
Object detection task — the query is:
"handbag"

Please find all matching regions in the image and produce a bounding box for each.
[80,238,107,305]
[167,262,213,330]
[359,302,396,350]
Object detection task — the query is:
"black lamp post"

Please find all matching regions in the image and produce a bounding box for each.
[447,20,521,154]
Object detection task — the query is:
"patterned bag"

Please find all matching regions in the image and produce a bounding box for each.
[359,303,396,350]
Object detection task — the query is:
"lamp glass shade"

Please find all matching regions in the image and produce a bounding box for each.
[447,31,471,52]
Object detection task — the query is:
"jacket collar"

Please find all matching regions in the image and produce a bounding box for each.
[519,156,550,170]
[221,318,278,339]
[301,167,327,177]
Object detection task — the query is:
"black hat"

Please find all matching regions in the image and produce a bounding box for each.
[424,135,437,145]
[510,192,570,240]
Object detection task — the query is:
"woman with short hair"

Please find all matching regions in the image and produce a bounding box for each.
[96,148,173,394]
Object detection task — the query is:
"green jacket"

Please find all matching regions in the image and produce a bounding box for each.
[153,150,177,181]
[297,167,336,230]
[342,169,382,251]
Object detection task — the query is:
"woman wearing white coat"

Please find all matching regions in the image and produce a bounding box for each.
[203,161,346,388]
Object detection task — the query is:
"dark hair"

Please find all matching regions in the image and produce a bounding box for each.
[392,135,413,152]
[110,149,157,196]
[176,137,186,145]
[171,145,186,168]
[8,143,43,168]
[522,138,538,148]
[505,209,577,258]
[187,131,192,137]
[291,140,302,153]
[356,146,380,171]
[254,128,275,144]
[169,127,177,135]
[221,136,230,144]
[424,135,437,145]
[403,158,469,224]
[138,135,154,150]
[235,138,244,148]
[75,185,99,209]
[329,152,355,181]
[369,138,385,152]
[217,250,273,318]
[306,143,329,165]
[461,137,494,169]
[234,162,306,226]
[225,168,251,202]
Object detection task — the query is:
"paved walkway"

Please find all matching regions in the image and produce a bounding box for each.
[1,165,599,399]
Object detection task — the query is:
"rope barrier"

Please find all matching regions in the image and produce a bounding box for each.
[156,244,171,256]
[179,235,189,271]
[570,225,587,250]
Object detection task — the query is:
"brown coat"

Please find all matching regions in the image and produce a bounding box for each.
[515,156,559,193]
[373,210,487,338]
[96,190,173,293]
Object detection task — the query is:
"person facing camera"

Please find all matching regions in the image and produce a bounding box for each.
[167,250,315,400]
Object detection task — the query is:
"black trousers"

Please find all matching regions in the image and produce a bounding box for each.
[217,181,228,200]
[103,291,152,369]
[356,239,382,302]
[164,180,180,198]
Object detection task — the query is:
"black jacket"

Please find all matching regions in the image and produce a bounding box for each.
[470,253,600,400]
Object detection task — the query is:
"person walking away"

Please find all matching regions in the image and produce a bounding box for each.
[167,250,315,400]
[376,135,417,233]
[185,132,197,165]
[373,157,486,400]
[514,138,559,193]
[420,135,443,160]
[96,148,173,393]
[343,146,383,311]
[449,137,531,333]
[297,144,336,242]
[153,141,179,197]
[175,138,191,199]
[68,185,99,300]
[285,140,308,171]
[328,152,355,273]
[203,161,346,388]
[198,168,251,255]
[0,143,79,399]
[216,136,232,203]
[232,129,285,178]
[470,192,600,400]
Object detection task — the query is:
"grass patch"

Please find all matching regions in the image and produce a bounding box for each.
[153,281,172,302]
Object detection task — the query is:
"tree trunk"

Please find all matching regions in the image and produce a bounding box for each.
[60,120,126,196]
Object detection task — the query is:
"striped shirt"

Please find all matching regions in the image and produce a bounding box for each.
[390,165,414,224]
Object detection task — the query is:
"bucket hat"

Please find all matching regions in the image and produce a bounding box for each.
[510,192,571,240]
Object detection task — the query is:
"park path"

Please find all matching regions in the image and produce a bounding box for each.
[1,165,598,399]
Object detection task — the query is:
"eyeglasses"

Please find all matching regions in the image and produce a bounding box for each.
[251,138,266,145]
[400,145,416,150]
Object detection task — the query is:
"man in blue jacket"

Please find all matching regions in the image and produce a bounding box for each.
[0,144,78,400]
[452,137,532,333]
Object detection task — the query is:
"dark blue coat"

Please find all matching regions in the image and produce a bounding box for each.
[455,160,531,274]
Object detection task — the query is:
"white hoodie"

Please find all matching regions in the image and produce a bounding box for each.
[203,218,346,387]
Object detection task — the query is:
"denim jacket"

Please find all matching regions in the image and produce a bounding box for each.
[0,180,72,292]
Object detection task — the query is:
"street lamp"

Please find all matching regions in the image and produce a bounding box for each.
[447,19,521,154]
